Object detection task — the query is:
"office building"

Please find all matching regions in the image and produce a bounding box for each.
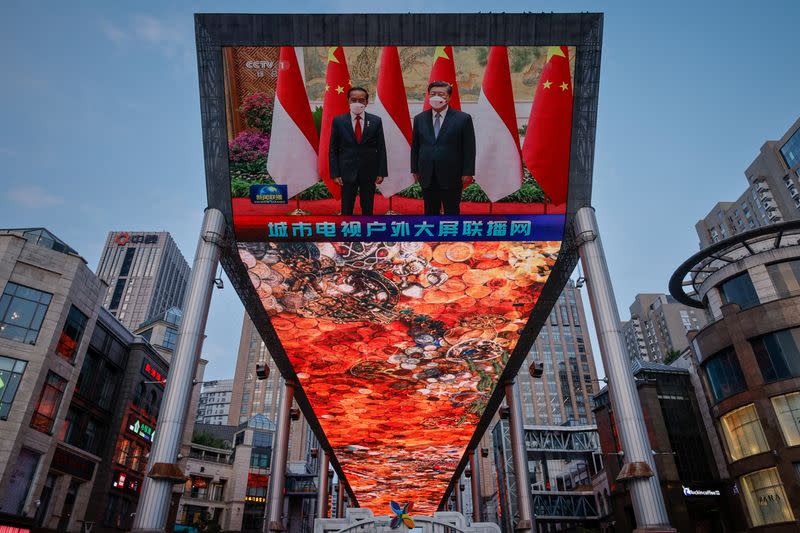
[197,379,234,426]
[670,220,800,530]
[522,279,599,426]
[696,117,800,248]
[96,231,190,331]
[593,359,743,532]
[620,293,706,363]
[228,312,282,426]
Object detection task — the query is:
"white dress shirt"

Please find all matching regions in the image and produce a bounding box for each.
[351,111,366,133]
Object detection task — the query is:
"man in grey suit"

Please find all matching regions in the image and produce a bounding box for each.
[411,81,476,215]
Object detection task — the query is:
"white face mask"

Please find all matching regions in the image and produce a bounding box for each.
[350,102,366,115]
[429,95,447,109]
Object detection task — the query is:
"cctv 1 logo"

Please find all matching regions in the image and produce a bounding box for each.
[250,183,288,205]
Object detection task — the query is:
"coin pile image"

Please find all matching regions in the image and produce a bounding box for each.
[239,240,560,512]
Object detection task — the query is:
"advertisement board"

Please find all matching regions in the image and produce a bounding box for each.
[197,12,601,513]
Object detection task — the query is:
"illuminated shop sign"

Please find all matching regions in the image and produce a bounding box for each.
[142,360,166,384]
[245,496,267,503]
[682,486,720,497]
[128,416,155,442]
[112,471,141,493]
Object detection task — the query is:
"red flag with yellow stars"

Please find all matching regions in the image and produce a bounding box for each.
[522,46,573,206]
[318,46,350,199]
[423,46,461,111]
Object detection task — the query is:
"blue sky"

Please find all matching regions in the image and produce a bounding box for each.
[1,1,798,380]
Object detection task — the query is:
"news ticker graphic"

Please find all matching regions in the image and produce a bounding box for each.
[253,214,565,242]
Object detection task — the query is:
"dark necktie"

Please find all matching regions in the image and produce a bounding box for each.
[434,112,442,138]
[355,115,362,143]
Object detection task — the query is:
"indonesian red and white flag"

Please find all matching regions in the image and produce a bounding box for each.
[522,46,573,206]
[423,46,461,111]
[473,46,523,202]
[318,47,350,200]
[372,46,415,197]
[267,46,320,198]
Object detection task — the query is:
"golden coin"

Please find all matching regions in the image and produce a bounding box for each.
[418,244,433,261]
[272,262,293,278]
[295,318,319,330]
[444,242,474,263]
[455,296,477,310]
[440,279,467,293]
[422,290,448,303]
[432,244,453,265]
[443,262,469,277]
[256,284,272,300]
[250,262,270,279]
[465,285,492,298]
[462,270,491,286]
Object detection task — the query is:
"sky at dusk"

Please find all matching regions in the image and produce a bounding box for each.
[1,1,799,380]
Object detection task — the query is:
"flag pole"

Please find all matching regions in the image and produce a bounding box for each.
[385,195,400,215]
[288,196,310,216]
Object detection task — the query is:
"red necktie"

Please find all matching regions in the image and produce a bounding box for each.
[355,115,362,143]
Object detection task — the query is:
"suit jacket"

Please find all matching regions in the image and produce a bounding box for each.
[329,112,388,184]
[411,108,476,190]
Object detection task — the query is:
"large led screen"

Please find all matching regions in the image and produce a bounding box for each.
[197,12,601,515]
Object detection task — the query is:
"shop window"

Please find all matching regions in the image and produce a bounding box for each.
[720,404,769,461]
[740,467,795,526]
[189,476,209,499]
[772,392,800,446]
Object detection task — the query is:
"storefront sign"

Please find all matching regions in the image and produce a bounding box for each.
[128,416,155,442]
[682,486,720,497]
[142,360,166,384]
[112,471,141,493]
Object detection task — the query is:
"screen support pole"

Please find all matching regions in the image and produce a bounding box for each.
[132,208,225,533]
[469,452,481,522]
[574,207,674,532]
[505,379,534,532]
[265,379,296,532]
[316,450,330,519]
[455,477,463,514]
[336,480,346,518]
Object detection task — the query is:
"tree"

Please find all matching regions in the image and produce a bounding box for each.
[664,350,682,365]
[191,431,229,449]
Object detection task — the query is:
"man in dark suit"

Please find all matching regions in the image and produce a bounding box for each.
[411,81,476,215]
[329,87,388,215]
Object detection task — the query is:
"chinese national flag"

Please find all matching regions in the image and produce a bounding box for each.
[318,47,351,199]
[423,46,461,111]
[522,46,573,206]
